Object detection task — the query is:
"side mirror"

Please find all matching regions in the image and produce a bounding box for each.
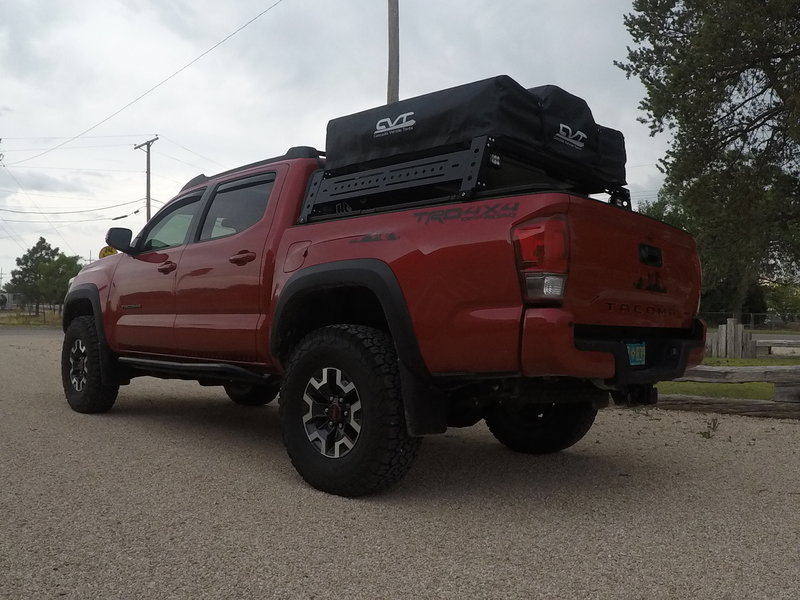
[106,228,134,254]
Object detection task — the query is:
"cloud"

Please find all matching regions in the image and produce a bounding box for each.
[1,170,89,194]
[0,0,675,277]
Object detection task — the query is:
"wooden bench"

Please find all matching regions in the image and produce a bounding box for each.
[756,339,800,357]
[677,365,800,403]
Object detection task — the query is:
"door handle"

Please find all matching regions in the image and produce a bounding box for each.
[157,261,177,274]
[229,251,256,266]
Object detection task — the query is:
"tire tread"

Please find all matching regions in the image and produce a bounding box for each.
[279,324,420,496]
[61,315,119,414]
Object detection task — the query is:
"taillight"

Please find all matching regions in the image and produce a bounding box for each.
[512,216,569,302]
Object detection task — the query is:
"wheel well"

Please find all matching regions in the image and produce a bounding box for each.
[274,286,389,362]
[63,298,94,331]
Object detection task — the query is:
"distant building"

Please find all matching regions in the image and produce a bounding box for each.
[0,292,23,310]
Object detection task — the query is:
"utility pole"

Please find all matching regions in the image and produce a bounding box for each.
[134,136,158,221]
[387,0,399,103]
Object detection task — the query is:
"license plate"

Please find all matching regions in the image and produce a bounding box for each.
[626,342,646,366]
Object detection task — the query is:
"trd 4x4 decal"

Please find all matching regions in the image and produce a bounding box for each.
[350,233,399,243]
[414,202,519,225]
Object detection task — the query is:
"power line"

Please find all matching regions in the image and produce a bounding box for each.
[1,144,136,152]
[160,136,224,167]
[7,0,287,167]
[1,208,144,224]
[0,188,113,201]
[0,198,144,215]
[12,166,143,173]
[0,134,157,140]
[0,164,79,255]
[0,220,27,251]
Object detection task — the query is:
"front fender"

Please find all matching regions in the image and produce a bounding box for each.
[63,283,122,386]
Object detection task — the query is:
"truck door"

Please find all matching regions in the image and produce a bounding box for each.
[107,194,203,354]
[173,173,276,362]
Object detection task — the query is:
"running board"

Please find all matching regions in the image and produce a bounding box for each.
[118,357,272,385]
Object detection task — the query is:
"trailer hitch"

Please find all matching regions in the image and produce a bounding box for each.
[611,384,658,406]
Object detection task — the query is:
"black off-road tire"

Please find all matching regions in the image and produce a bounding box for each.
[61,316,119,414]
[279,325,421,497]
[224,380,280,406]
[485,401,598,454]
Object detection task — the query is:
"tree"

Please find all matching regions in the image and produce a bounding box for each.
[7,237,81,315]
[618,0,800,313]
[640,154,798,313]
[40,253,83,309]
[618,0,800,180]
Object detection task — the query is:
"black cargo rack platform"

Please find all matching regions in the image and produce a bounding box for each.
[298,135,631,223]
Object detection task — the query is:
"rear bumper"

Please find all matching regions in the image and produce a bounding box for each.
[520,308,705,385]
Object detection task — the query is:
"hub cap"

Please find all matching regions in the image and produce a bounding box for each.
[69,339,88,392]
[302,367,362,458]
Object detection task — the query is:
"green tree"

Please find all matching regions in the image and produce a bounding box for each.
[40,253,83,308]
[617,0,799,180]
[618,0,800,313]
[764,283,800,317]
[8,237,81,315]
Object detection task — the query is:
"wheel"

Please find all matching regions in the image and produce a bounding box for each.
[224,380,279,406]
[279,325,420,497]
[485,399,599,454]
[61,316,119,414]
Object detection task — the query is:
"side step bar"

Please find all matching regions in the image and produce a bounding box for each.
[118,357,273,385]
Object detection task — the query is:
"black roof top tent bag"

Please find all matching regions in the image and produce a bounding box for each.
[324,75,626,191]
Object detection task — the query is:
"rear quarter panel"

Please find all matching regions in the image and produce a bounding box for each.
[275,195,568,374]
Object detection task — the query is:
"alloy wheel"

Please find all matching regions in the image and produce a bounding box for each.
[302,367,362,458]
[69,339,88,392]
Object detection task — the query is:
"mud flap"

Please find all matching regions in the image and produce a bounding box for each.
[398,362,447,436]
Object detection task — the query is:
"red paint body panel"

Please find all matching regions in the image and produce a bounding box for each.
[564,196,701,330]
[520,309,615,378]
[106,248,182,354]
[72,157,704,383]
[274,197,529,373]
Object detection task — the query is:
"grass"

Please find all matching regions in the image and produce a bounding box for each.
[656,355,800,400]
[699,417,720,439]
[703,356,800,366]
[0,310,62,328]
[656,380,774,400]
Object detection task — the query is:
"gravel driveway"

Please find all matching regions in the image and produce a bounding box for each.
[1,328,798,599]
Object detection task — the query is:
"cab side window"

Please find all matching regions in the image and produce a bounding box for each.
[140,197,202,252]
[199,176,275,241]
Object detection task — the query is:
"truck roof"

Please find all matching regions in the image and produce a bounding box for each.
[180,146,322,192]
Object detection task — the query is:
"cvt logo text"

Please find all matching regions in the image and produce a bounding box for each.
[554,123,587,149]
[374,112,416,137]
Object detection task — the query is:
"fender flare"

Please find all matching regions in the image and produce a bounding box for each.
[271,259,428,378]
[271,259,446,435]
[63,283,119,386]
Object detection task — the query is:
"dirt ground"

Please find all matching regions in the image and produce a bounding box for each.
[1,328,799,599]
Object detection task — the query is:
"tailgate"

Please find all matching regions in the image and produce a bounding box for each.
[565,195,700,329]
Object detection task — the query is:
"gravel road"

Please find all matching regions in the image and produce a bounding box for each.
[1,329,799,599]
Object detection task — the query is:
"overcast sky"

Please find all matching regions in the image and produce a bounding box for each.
[0,0,669,284]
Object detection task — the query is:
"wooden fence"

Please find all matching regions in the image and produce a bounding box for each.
[705,318,756,358]
[678,365,800,402]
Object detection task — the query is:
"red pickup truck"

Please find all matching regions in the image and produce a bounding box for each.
[61,76,704,496]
